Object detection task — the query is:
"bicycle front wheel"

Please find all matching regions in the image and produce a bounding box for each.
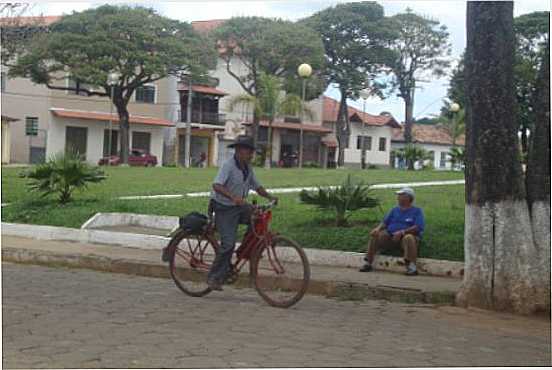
[251,235,310,308]
[168,230,217,297]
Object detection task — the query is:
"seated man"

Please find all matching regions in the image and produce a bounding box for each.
[359,187,425,276]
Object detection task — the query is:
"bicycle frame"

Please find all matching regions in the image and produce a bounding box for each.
[172,202,283,276]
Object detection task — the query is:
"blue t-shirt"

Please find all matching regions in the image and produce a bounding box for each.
[383,206,425,237]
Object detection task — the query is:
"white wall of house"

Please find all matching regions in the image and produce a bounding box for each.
[391,142,457,170]
[344,123,393,166]
[47,116,165,166]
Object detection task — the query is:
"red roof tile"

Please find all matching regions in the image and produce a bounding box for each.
[50,108,174,127]
[177,83,227,96]
[392,124,465,146]
[0,15,61,27]
[191,19,226,34]
[322,96,401,128]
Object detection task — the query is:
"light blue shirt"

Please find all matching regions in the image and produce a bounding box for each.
[211,156,261,206]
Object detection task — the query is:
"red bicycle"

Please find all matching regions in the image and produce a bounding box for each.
[166,201,310,308]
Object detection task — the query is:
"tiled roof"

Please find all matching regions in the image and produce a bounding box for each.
[322,96,401,128]
[50,108,174,127]
[243,120,332,134]
[191,19,226,33]
[177,83,227,96]
[0,15,61,26]
[392,124,465,146]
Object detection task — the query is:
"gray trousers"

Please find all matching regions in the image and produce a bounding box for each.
[207,202,252,283]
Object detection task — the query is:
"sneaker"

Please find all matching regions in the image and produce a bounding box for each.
[359,264,373,272]
[405,268,418,276]
[207,280,223,291]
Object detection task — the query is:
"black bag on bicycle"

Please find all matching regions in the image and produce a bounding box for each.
[179,212,208,235]
[161,212,208,263]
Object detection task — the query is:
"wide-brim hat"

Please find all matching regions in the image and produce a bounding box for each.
[229,135,256,150]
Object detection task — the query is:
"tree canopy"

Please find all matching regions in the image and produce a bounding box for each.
[213,16,325,97]
[4,5,217,163]
[387,9,451,151]
[302,1,397,166]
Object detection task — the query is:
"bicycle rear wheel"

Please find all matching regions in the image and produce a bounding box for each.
[168,230,217,297]
[251,235,310,308]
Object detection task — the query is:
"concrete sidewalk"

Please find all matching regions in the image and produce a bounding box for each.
[1,235,461,305]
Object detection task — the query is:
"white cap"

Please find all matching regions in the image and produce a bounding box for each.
[396,187,415,198]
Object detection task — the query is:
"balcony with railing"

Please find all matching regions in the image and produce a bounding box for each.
[178,110,226,126]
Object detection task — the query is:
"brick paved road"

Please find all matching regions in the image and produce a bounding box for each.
[2,263,550,368]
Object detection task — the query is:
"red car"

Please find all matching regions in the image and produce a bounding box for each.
[98,149,158,167]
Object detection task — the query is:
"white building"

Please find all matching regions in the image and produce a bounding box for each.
[391,124,465,170]
[321,96,401,168]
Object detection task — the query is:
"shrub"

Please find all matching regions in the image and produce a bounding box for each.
[22,151,106,204]
[299,175,380,226]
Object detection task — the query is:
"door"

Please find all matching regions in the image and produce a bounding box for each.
[65,126,88,160]
[190,136,209,167]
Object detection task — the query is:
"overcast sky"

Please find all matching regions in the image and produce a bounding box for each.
[30,0,550,121]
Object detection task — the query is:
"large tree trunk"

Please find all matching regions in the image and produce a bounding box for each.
[457,1,541,314]
[525,47,551,312]
[336,90,349,167]
[115,101,130,165]
[403,93,415,170]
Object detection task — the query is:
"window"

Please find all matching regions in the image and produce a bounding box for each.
[25,117,38,136]
[440,152,447,168]
[132,131,151,153]
[1,72,6,92]
[356,136,372,150]
[67,77,94,96]
[378,137,386,151]
[135,85,156,103]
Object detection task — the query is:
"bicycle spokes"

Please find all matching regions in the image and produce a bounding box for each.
[266,245,285,274]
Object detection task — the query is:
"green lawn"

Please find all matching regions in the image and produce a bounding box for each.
[1,166,465,261]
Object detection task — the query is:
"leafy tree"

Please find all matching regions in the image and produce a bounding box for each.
[213,17,325,148]
[513,11,549,156]
[444,12,549,156]
[227,72,313,168]
[22,151,106,204]
[5,5,216,164]
[387,9,451,169]
[303,2,397,167]
[441,57,465,119]
[437,108,465,147]
[299,175,380,226]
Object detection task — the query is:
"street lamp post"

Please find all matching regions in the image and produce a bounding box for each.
[297,63,312,169]
[106,72,121,166]
[359,90,370,170]
[449,102,460,169]
[185,75,193,168]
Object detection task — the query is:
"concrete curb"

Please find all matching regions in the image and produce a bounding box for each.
[1,222,464,278]
[1,247,456,305]
[116,180,466,200]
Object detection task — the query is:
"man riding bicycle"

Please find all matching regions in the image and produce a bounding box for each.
[207,135,278,291]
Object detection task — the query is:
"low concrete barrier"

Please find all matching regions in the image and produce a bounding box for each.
[1,222,464,278]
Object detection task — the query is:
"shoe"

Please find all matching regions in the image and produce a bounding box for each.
[207,280,223,291]
[359,264,373,272]
[405,269,418,276]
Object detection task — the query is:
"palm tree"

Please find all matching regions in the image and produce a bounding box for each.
[228,72,314,168]
[438,108,465,147]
